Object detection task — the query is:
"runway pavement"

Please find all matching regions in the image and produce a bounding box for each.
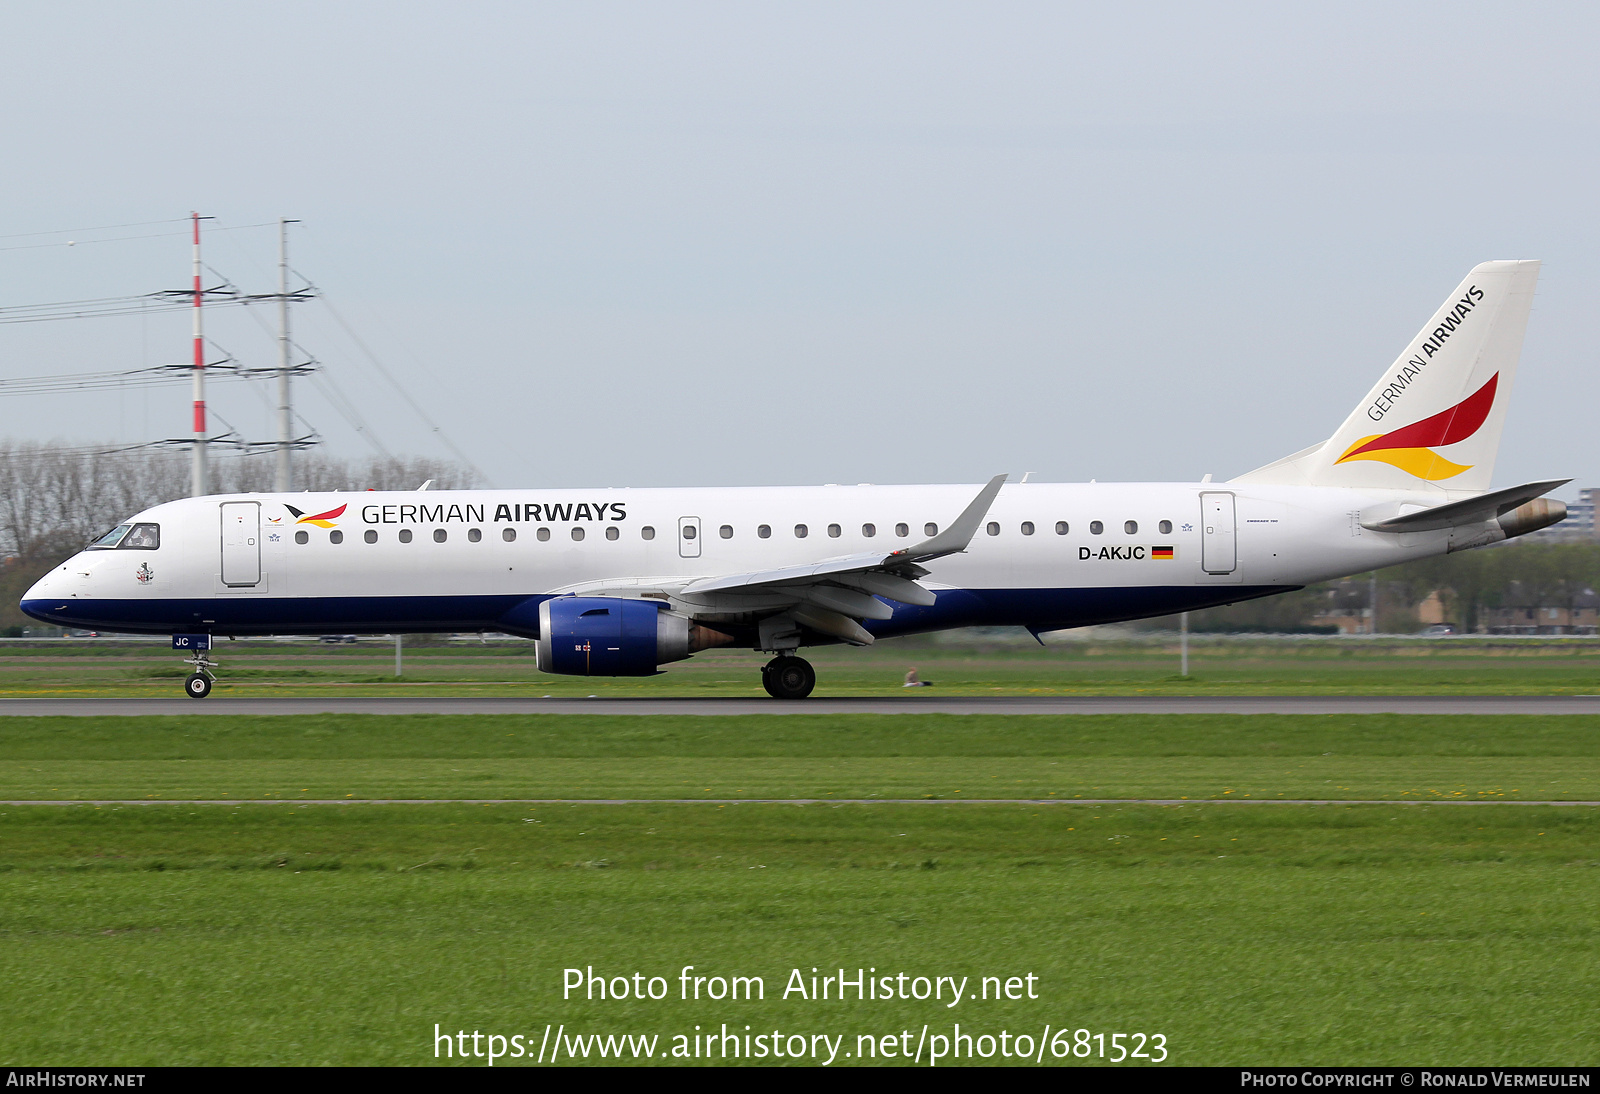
[5,797,1597,806]
[5,695,1600,715]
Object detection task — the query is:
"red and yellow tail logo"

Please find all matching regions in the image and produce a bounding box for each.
[284,503,347,529]
[1335,374,1497,481]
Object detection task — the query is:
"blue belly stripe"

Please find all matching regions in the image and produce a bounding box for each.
[22,585,1295,640]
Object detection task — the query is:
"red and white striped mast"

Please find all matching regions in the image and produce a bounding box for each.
[189,211,208,497]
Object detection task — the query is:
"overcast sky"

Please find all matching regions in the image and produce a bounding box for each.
[0,2,1595,495]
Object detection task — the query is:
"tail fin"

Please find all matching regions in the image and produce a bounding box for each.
[1233,260,1540,494]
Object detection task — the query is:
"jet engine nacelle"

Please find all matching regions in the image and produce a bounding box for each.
[533,596,731,676]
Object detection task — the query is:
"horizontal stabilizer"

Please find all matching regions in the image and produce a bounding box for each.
[1362,479,1571,532]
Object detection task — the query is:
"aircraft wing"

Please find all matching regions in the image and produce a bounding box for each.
[684,474,1008,595]
[546,475,1007,647]
[674,474,1007,645]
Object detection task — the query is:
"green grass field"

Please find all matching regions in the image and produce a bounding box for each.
[0,708,1598,1065]
[0,713,1596,801]
[1,802,1595,1066]
[9,633,1600,697]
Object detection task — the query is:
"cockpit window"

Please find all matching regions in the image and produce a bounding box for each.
[119,523,160,550]
[87,524,132,550]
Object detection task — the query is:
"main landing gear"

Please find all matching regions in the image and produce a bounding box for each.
[762,655,815,700]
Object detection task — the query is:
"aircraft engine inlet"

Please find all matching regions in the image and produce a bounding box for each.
[532,596,731,676]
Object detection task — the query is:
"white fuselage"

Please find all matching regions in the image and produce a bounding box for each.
[21,480,1451,642]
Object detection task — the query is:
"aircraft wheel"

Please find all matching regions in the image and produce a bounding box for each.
[184,673,213,699]
[764,656,814,700]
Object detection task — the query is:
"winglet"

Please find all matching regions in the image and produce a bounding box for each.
[888,474,1008,566]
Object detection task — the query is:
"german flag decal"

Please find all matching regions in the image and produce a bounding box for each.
[1152,545,1174,560]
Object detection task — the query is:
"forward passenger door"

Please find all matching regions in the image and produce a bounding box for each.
[220,502,262,587]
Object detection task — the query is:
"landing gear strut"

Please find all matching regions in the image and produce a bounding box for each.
[762,655,815,700]
[182,650,216,699]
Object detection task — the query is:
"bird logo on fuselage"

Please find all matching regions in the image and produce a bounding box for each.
[284,503,348,529]
[1335,373,1497,481]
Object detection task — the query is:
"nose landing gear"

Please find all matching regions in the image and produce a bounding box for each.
[181,650,216,699]
[761,655,815,700]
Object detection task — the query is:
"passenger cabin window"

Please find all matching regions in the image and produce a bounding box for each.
[795,524,808,538]
[605,526,619,541]
[827,524,841,538]
[503,528,517,542]
[120,523,160,550]
[895,523,909,538]
[1159,520,1173,534]
[1124,521,1138,535]
[330,530,344,544]
[434,529,447,542]
[88,524,131,550]
[536,527,550,542]
[758,524,772,539]
[1021,521,1034,535]
[862,523,876,537]
[681,525,696,541]
[719,525,733,539]
[986,522,1000,536]
[1055,521,1068,535]
[572,527,585,541]
[641,526,655,540]
[468,528,482,542]
[1090,521,1103,535]
[295,531,309,545]
[924,523,938,536]
[398,529,413,543]
[365,530,378,544]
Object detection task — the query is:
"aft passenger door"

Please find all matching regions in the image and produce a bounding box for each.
[1199,492,1237,576]
[220,502,262,587]
[678,516,702,559]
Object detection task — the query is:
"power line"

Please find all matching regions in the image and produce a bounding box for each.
[0,216,475,480]
[309,368,394,458]
[0,219,283,253]
[0,217,187,240]
[0,290,262,325]
[0,359,267,398]
[316,293,489,483]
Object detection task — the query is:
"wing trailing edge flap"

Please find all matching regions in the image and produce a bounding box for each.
[791,603,875,646]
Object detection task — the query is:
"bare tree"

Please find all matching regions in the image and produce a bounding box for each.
[0,442,477,562]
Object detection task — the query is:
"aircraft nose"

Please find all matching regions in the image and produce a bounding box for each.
[23,565,67,600]
[19,559,87,624]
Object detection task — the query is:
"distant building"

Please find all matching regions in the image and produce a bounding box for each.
[1310,580,1370,634]
[1569,488,1596,537]
[1309,579,1443,634]
[1482,583,1600,635]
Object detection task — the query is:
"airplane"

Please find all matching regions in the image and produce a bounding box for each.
[21,260,1568,699]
